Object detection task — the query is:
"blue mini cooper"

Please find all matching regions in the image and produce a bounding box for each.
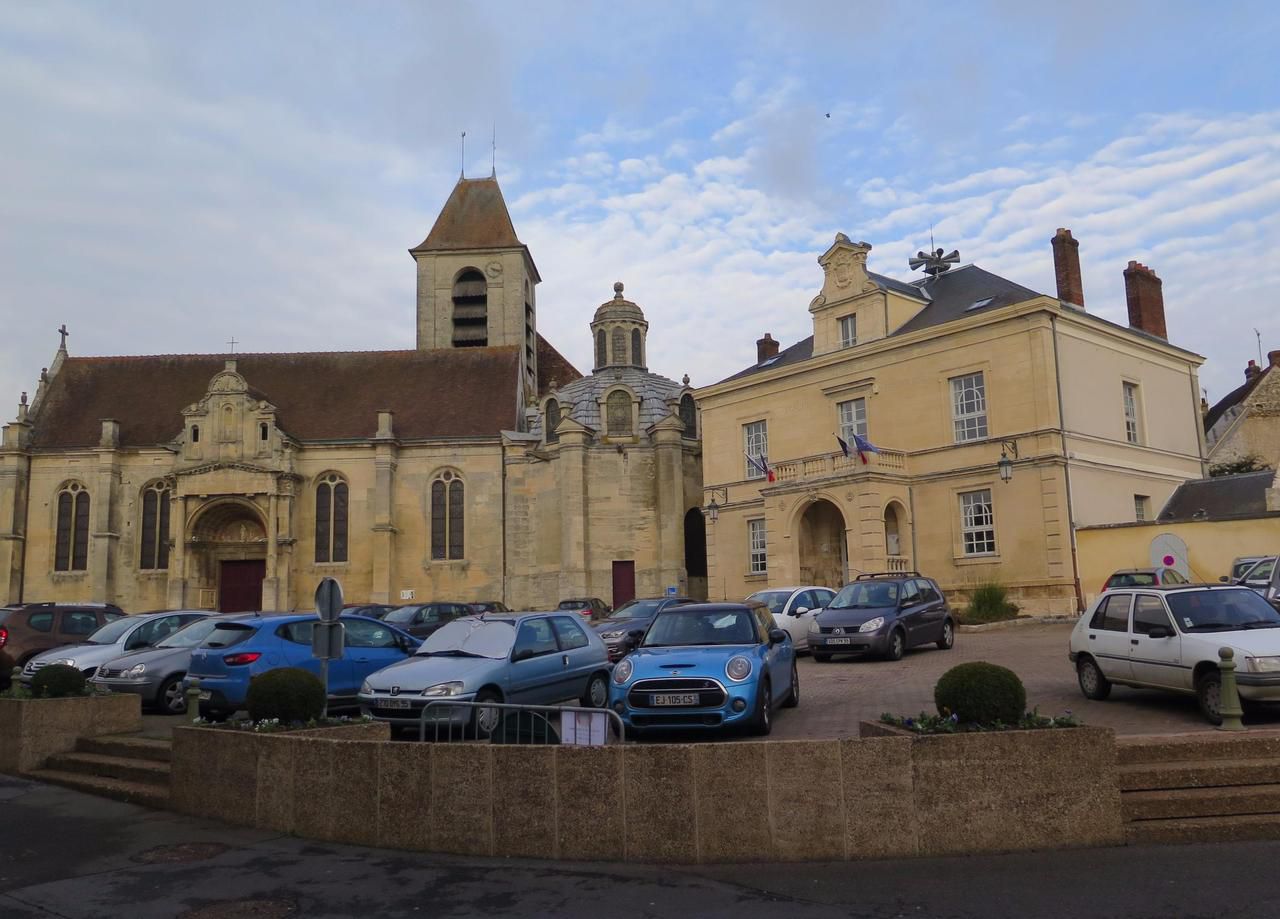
[608,602,797,735]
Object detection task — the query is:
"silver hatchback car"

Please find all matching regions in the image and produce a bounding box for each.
[91,615,226,713]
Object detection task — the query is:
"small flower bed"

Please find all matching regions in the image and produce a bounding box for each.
[189,712,376,733]
[879,708,1081,734]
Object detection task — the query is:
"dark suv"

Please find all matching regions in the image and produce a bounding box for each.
[0,602,125,686]
[809,573,954,662]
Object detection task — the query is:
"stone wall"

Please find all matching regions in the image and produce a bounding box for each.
[0,693,142,774]
[170,725,1122,863]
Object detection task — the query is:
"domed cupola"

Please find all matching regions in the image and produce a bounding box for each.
[591,282,648,370]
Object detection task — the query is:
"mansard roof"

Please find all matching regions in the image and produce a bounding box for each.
[29,346,528,449]
[411,176,523,253]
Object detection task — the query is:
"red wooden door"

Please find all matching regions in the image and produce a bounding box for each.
[219,560,266,613]
[611,561,636,609]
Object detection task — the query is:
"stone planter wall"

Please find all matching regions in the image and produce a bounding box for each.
[170,722,1123,863]
[0,693,143,774]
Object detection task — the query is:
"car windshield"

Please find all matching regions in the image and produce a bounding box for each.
[383,606,423,625]
[1108,572,1156,587]
[1167,589,1280,632]
[87,616,137,644]
[417,618,514,659]
[828,582,899,610]
[1241,558,1277,582]
[1234,559,1264,580]
[607,599,664,620]
[156,617,219,649]
[747,591,792,615]
[643,609,757,647]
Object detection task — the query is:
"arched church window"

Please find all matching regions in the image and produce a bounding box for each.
[140,482,171,570]
[54,482,90,572]
[679,393,697,438]
[545,399,561,445]
[431,471,465,560]
[451,269,488,348]
[596,330,607,369]
[607,390,633,436]
[612,328,627,365]
[191,425,200,444]
[315,473,348,563]
[632,328,643,367]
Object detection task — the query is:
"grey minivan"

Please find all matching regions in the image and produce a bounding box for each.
[807,574,955,662]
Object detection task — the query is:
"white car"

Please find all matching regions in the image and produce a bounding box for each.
[1069,585,1280,724]
[746,586,836,652]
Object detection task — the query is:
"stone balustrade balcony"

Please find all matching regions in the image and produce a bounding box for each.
[769,447,907,485]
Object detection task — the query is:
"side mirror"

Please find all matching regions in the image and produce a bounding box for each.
[511,648,534,663]
[793,606,810,616]
[1219,576,1229,583]
[768,628,788,645]
[1147,626,1173,639]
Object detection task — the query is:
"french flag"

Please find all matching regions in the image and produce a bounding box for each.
[837,433,881,465]
[746,452,776,482]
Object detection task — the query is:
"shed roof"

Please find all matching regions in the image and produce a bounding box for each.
[1158,470,1276,521]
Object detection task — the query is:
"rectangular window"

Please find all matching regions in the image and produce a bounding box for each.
[748,518,767,574]
[1123,382,1141,444]
[744,420,768,479]
[951,372,988,443]
[959,489,996,556]
[837,397,867,444]
[839,314,857,348]
[1134,494,1150,522]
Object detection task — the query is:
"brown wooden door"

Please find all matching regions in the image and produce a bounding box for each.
[219,560,266,613]
[611,561,636,609]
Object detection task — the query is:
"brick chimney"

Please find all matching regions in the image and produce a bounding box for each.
[757,333,779,364]
[1051,228,1084,307]
[1246,359,1261,382]
[1123,261,1167,340]
[1270,350,1280,369]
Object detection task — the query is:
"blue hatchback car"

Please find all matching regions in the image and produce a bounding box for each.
[608,602,797,735]
[185,613,420,720]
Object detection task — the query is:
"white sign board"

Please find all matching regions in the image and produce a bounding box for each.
[400,589,416,601]
[559,710,609,746]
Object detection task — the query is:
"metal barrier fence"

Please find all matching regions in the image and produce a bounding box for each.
[418,699,626,745]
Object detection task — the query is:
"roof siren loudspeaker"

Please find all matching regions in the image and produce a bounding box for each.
[909,248,960,276]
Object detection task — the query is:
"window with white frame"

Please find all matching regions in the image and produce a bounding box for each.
[839,314,857,348]
[748,518,767,574]
[838,397,867,444]
[1123,382,1142,444]
[744,420,768,479]
[950,372,988,443]
[959,489,996,556]
[1134,494,1150,522]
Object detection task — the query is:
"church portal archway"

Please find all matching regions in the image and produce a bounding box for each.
[188,499,268,613]
[799,499,847,588]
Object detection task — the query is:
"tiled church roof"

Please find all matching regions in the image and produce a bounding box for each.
[411,177,523,252]
[536,335,583,395]
[29,347,525,449]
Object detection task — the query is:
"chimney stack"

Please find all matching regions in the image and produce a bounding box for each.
[757,333,779,364]
[1246,359,1261,383]
[1051,228,1084,307]
[1269,350,1280,369]
[1123,261,1167,340]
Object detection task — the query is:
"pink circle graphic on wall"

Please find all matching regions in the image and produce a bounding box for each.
[1163,555,1175,567]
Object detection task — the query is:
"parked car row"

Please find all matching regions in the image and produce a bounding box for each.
[1,602,125,688]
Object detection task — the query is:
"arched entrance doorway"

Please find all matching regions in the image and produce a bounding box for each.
[189,500,268,612]
[683,507,708,600]
[799,499,847,588]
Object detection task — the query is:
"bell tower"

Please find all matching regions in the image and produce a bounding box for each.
[409,175,541,394]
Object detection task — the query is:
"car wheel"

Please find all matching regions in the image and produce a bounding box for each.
[1197,671,1224,726]
[581,671,609,709]
[472,688,503,738]
[782,660,799,708]
[936,620,955,651]
[885,629,906,662]
[751,680,773,736]
[157,675,187,715]
[813,653,831,663]
[1076,656,1111,700]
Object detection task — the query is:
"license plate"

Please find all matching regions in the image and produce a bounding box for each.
[198,691,211,701]
[652,693,699,706]
[379,698,413,710]
[826,638,851,646]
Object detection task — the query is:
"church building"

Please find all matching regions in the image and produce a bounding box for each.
[0,177,705,612]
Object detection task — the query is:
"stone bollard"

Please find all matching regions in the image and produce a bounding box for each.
[185,677,202,719]
[10,666,21,683]
[1217,647,1246,732]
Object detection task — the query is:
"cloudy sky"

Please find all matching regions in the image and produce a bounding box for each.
[2,1,1277,417]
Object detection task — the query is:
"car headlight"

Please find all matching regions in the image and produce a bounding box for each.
[126,663,146,678]
[421,681,465,697]
[360,680,372,695]
[1249,656,1280,673]
[726,656,753,681]
[50,658,76,668]
[601,630,625,640]
[613,658,634,684]
[859,617,885,633]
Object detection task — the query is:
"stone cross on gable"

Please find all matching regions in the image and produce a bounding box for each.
[58,324,69,350]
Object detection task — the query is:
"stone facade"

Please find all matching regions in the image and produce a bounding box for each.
[1206,350,1280,469]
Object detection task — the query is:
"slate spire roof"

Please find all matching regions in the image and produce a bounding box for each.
[411,176,523,252]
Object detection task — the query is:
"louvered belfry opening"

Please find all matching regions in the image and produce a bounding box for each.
[452,269,489,347]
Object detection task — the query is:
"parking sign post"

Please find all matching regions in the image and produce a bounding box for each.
[314,578,345,719]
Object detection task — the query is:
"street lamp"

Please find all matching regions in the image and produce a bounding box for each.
[705,487,728,523]
[998,439,1018,484]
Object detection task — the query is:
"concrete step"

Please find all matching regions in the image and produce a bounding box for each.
[1124,783,1280,821]
[45,751,170,787]
[1119,757,1280,792]
[75,735,172,763]
[29,769,169,809]
[1125,812,1280,846]
[1117,731,1280,766]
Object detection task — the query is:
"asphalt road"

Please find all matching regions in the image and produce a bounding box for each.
[3,772,1278,919]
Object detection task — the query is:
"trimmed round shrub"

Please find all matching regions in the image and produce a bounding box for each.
[245,667,325,724]
[934,661,1026,726]
[32,664,87,698]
